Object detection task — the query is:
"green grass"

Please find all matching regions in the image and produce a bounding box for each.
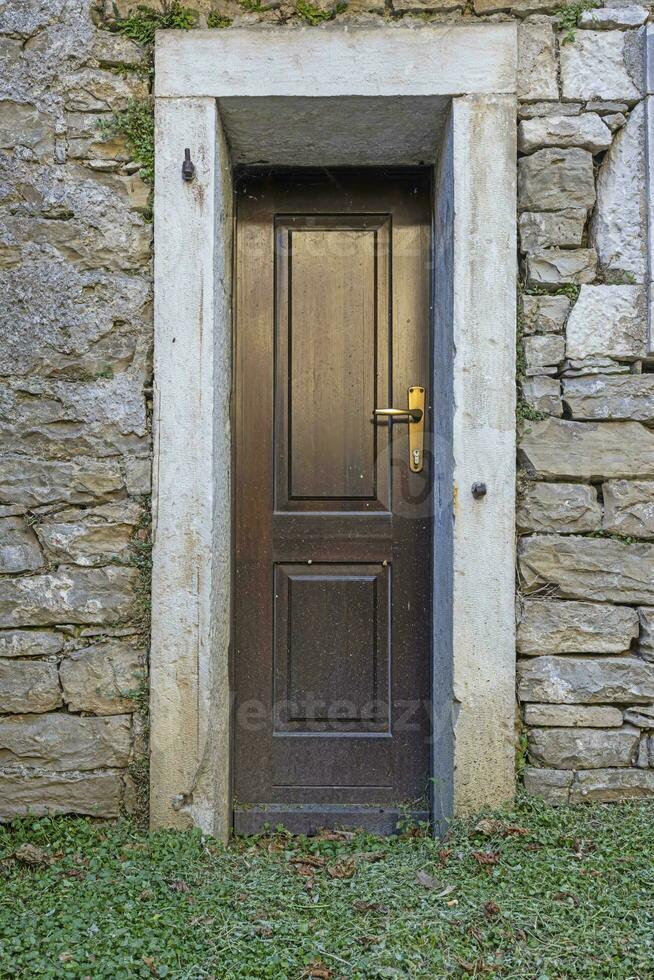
[0,795,652,978]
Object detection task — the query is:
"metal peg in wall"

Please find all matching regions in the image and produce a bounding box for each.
[182,148,196,182]
[471,482,487,499]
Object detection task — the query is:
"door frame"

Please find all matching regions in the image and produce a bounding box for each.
[151,24,518,840]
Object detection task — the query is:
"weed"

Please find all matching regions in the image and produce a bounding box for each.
[295,0,346,22]
[1,798,653,976]
[100,97,154,185]
[556,0,600,44]
[207,9,232,25]
[113,0,198,48]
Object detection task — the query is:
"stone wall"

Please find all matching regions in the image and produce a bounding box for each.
[0,1,150,817]
[0,0,653,818]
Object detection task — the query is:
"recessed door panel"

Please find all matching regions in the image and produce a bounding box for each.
[275,216,390,511]
[234,170,432,832]
[273,563,390,732]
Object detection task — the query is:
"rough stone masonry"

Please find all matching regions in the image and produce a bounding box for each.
[0,0,654,818]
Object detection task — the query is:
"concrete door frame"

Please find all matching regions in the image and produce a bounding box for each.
[151,24,518,839]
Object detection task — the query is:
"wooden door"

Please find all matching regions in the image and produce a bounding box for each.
[233,170,432,834]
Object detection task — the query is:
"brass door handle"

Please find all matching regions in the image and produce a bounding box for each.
[373,407,423,422]
[372,386,425,473]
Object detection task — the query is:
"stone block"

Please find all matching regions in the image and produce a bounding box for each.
[0,376,147,460]
[563,357,630,377]
[518,19,558,102]
[517,482,600,534]
[590,101,646,282]
[0,566,137,627]
[0,101,54,162]
[560,30,643,103]
[62,68,147,113]
[519,210,586,252]
[521,294,570,334]
[603,480,654,539]
[60,642,145,715]
[638,607,654,661]
[0,259,148,380]
[517,598,639,655]
[0,714,132,771]
[35,501,142,567]
[570,767,654,802]
[0,455,124,508]
[519,418,654,481]
[564,375,654,422]
[524,248,597,288]
[565,285,646,361]
[524,704,623,727]
[519,533,654,604]
[475,0,558,10]
[518,113,612,153]
[125,457,152,496]
[578,6,647,31]
[0,769,123,821]
[528,725,639,768]
[392,0,463,9]
[0,660,62,714]
[0,630,64,658]
[623,705,654,727]
[0,516,44,574]
[520,102,582,120]
[523,767,572,804]
[518,148,596,212]
[522,335,565,375]
[521,376,562,417]
[518,655,654,704]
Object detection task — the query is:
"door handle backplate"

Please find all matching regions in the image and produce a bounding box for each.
[373,386,425,473]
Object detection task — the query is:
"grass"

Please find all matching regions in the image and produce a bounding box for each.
[0,795,652,978]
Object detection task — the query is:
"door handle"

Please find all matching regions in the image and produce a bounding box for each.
[373,407,423,422]
[373,386,425,473]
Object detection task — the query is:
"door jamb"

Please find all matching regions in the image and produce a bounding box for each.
[151,26,517,840]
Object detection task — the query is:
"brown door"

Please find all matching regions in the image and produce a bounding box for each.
[233,170,432,834]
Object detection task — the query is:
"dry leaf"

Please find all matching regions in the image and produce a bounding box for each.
[290,855,326,869]
[168,879,192,893]
[327,858,356,880]
[142,956,158,977]
[472,851,500,867]
[483,901,501,919]
[302,960,332,979]
[353,900,388,913]
[12,843,51,866]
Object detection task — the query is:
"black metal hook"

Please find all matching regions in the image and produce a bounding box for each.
[182,148,196,182]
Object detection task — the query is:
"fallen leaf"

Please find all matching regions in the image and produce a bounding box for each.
[438,849,452,866]
[59,952,74,963]
[483,900,501,919]
[290,855,326,869]
[357,935,381,946]
[142,956,158,977]
[12,843,51,866]
[353,900,388,913]
[167,879,192,893]
[416,869,441,889]
[415,870,457,897]
[472,851,500,867]
[474,819,528,838]
[293,863,319,879]
[327,858,356,879]
[302,960,332,979]
[316,829,355,842]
